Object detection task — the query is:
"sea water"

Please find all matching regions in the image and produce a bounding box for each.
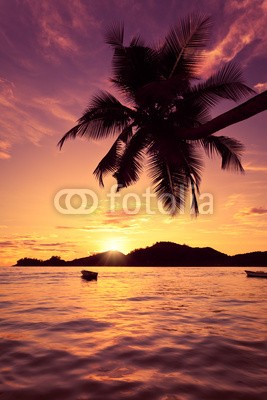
[0,267,266,400]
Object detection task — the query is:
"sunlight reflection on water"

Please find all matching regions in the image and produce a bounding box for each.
[0,267,267,400]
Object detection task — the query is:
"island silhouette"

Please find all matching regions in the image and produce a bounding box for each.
[15,242,267,266]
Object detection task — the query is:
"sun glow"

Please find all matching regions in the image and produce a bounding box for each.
[103,239,126,253]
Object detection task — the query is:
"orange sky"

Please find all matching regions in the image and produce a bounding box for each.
[0,0,267,266]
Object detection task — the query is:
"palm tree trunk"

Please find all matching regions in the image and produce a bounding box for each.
[179,91,267,140]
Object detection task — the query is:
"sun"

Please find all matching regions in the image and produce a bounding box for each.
[103,239,126,253]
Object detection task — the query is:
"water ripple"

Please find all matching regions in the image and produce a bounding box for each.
[0,266,266,400]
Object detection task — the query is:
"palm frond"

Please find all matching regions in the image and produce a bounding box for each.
[58,123,84,149]
[93,126,133,186]
[110,44,159,99]
[148,150,188,215]
[58,91,133,148]
[200,135,244,172]
[147,139,203,215]
[118,124,134,143]
[179,141,203,189]
[189,176,199,215]
[160,13,212,79]
[178,141,203,214]
[105,22,124,48]
[188,62,255,108]
[93,135,124,187]
[130,35,145,47]
[81,91,134,137]
[113,128,151,189]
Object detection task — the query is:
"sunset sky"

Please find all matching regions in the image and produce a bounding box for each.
[1,0,267,266]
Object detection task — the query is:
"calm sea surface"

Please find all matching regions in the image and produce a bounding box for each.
[0,267,266,400]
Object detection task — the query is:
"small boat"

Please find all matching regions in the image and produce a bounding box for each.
[81,270,98,281]
[245,270,267,279]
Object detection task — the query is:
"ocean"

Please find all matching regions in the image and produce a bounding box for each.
[0,266,266,400]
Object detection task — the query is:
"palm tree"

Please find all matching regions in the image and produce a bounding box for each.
[58,14,267,215]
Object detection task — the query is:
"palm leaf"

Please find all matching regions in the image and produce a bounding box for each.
[105,22,124,48]
[160,13,212,79]
[110,44,159,99]
[200,135,244,172]
[178,141,203,214]
[58,91,133,148]
[93,126,133,186]
[187,62,255,108]
[149,133,203,189]
[105,24,158,99]
[113,128,151,189]
[147,139,203,215]
[80,91,133,138]
[130,35,145,47]
[118,124,134,143]
[189,176,199,215]
[179,141,203,189]
[148,150,188,215]
[58,123,84,149]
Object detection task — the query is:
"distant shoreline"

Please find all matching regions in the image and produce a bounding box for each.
[14,242,267,267]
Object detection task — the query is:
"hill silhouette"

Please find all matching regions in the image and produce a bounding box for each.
[66,251,127,266]
[126,242,230,266]
[15,242,267,266]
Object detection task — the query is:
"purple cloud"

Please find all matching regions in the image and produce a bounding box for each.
[250,207,267,215]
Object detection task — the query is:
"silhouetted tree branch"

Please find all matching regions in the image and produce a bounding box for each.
[179,91,267,140]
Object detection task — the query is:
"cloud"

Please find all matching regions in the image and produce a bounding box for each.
[235,206,267,219]
[0,151,11,160]
[202,0,267,76]
[25,0,100,62]
[0,80,15,158]
[0,78,57,151]
[0,139,11,150]
[254,82,267,92]
[0,240,18,248]
[55,217,140,233]
[37,242,63,247]
[0,77,88,156]
[0,1,105,158]
[79,224,136,234]
[103,210,135,225]
[224,194,244,208]
[250,207,267,214]
[101,210,157,230]
[56,226,74,230]
[244,163,267,172]
[33,97,77,123]
[0,77,14,106]
[0,236,77,252]
[26,2,78,54]
[243,207,267,215]
[55,210,151,234]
